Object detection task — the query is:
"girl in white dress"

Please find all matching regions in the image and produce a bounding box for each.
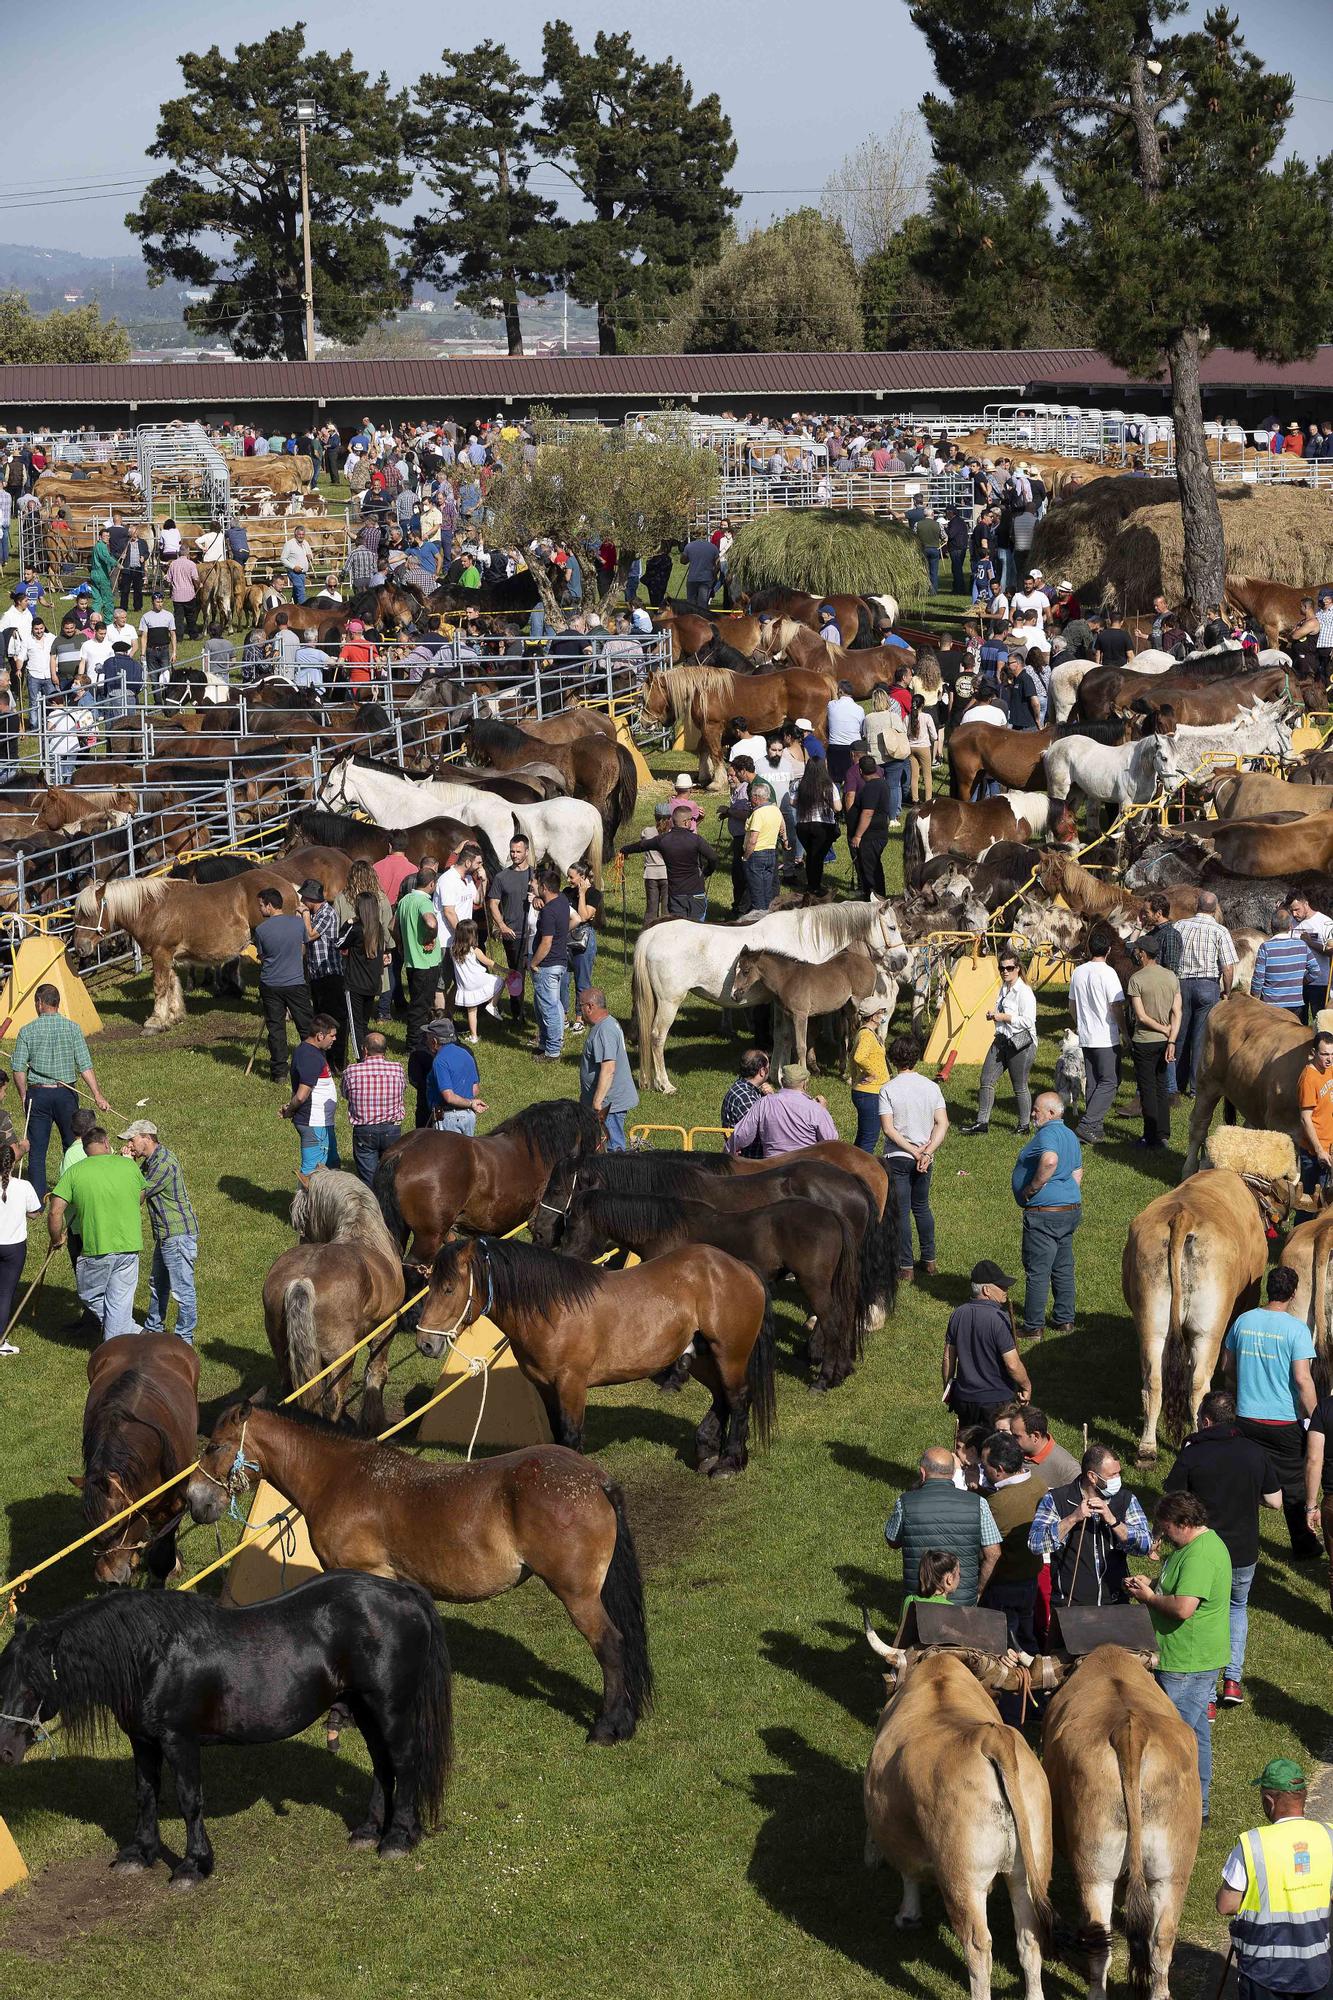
[449,921,504,1043]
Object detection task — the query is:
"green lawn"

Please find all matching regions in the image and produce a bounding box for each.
[0,686,1321,2000]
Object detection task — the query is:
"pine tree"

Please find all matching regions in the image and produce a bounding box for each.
[404,44,561,358]
[910,1,1333,616]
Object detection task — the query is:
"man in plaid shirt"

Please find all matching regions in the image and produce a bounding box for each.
[1175,893,1237,1095]
[299,879,348,1068]
[341,1032,405,1187]
[13,984,112,1199]
[120,1119,198,1343]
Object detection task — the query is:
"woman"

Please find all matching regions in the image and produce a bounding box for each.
[906,693,939,804]
[851,997,889,1151]
[334,858,394,1061]
[742,779,787,914]
[561,861,603,1027]
[794,755,840,894]
[963,953,1038,1136]
[0,1143,40,1357]
[906,1549,962,1609]
[862,687,912,829]
[89,526,116,625]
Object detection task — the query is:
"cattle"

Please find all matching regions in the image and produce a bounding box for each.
[903,794,1072,888]
[862,1644,1055,2000]
[1278,1210,1333,1381]
[1183,996,1324,1175]
[1042,1645,1202,2000]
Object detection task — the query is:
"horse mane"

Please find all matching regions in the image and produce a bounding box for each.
[488,1099,603,1169]
[81,1372,181,1526]
[290,1168,398,1257]
[654,665,737,714]
[286,806,380,852]
[1036,852,1137,916]
[437,1235,606,1317]
[73,876,168,923]
[1053,717,1131,743]
[587,1152,719,1198]
[38,1593,218,1750]
[751,899,887,953]
[469,715,530,754]
[575,1186,692,1246]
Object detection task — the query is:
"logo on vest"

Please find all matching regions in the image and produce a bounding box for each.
[1294,1843,1312,1876]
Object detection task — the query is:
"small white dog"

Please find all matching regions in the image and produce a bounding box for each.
[1054,1029,1085,1114]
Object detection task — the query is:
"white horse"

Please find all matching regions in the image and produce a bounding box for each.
[1049,657,1095,723]
[1163,700,1296,778]
[1042,730,1179,808]
[632,897,908,1094]
[318,757,605,884]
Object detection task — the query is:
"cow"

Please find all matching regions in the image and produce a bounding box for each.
[1042,1645,1202,2000]
[903,794,1072,889]
[861,1642,1057,2000]
[1183,995,1320,1175]
[1278,1210,1333,1382]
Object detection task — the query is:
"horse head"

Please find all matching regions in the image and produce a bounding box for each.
[1148,731,1183,796]
[729,949,765,1004]
[186,1395,266,1527]
[528,1158,579,1250]
[416,1236,483,1361]
[76,1468,152,1590]
[0,1619,58,1767]
[868,896,909,974]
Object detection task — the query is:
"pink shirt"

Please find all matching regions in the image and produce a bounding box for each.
[726,1088,838,1157]
[374,851,417,904]
[166,554,199,601]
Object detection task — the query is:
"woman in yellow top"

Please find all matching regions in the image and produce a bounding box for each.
[742,779,787,914]
[852,996,890,1150]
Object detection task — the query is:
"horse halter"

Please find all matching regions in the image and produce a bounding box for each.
[418,1246,494,1349]
[194,1420,262,1521]
[534,1168,579,1224]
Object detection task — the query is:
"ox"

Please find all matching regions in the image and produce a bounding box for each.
[1280,1209,1333,1382]
[1182,995,1319,1174]
[1042,1645,1201,2000]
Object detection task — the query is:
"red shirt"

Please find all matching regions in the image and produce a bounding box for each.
[887,686,912,720]
[374,852,417,903]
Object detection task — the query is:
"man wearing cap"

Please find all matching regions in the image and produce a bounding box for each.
[668,775,705,831]
[725,1063,837,1158]
[299,879,347,1067]
[47,1126,144,1340]
[121,1120,199,1345]
[1218,1758,1333,1999]
[944,1262,1033,1430]
[424,1017,486,1135]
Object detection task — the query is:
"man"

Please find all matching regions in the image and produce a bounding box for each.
[914,507,943,595]
[680,534,719,612]
[943,1261,1032,1428]
[341,1030,405,1188]
[1029,1443,1153,1607]
[279,1015,341,1176]
[1166,1389,1282,1707]
[12,984,112,1201]
[621,806,717,922]
[166,547,200,639]
[1217,1757,1333,1998]
[270,612,302,681]
[979,1430,1044,1657]
[529,865,569,1061]
[1005,1404,1081,1488]
[1068,930,1124,1143]
[825,681,867,785]
[298,878,347,1068]
[396,859,443,1056]
[138,590,176,683]
[1094,610,1134,666]
[578,989,638,1152]
[1002,653,1043,732]
[1174,891,1237,1095]
[944,508,969,595]
[1125,933,1180,1148]
[120,1119,198,1346]
[1297,1029,1333,1198]
[850,755,893,894]
[1012,1090,1083,1337]
[1291,889,1333,1020]
[722,1051,771,1154]
[281,525,313,605]
[252,886,314,1085]
[424,1016,486,1134]
[726,1063,838,1158]
[116,523,150,613]
[47,1127,144,1340]
[885,1445,1002,1607]
[1224,1264,1322,1559]
[434,843,485,955]
[879,1033,948,1282]
[1125,1491,1231,1825]
[1251,905,1323,1019]
[486,835,533,1023]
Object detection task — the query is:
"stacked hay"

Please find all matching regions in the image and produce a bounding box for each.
[1030,477,1180,597]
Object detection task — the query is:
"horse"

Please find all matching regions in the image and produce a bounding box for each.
[512,705,619,746]
[947,717,1133,798]
[74,1335,199,1589]
[637,665,838,787]
[0,1576,452,1882]
[188,1398,652,1744]
[415,1233,776,1474]
[264,1170,406,1433]
[1224,574,1311,649]
[759,620,917,698]
[743,588,883,648]
[375,1100,605,1267]
[280,804,503,881]
[1042,730,1180,810]
[465,716,636,859]
[631,895,907,1095]
[652,605,760,667]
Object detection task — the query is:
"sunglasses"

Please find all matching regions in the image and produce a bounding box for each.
[1000,963,1019,972]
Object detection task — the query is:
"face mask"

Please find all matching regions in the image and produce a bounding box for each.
[1100,1476,1122,1497]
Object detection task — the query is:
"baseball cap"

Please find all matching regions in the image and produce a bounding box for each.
[426,1015,456,1042]
[117,1119,158,1140]
[653,801,673,819]
[1255,1757,1307,1792]
[971,1258,1016,1291]
[780,1063,810,1087]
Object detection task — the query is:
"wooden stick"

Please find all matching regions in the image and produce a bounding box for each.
[243,1018,267,1078]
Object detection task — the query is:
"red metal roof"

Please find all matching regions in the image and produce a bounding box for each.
[1029,347,1333,394]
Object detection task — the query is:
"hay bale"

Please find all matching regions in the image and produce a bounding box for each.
[1030,477,1180,599]
[1099,485,1333,611]
[1203,1126,1297,1183]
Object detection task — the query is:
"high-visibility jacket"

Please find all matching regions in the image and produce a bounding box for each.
[1231,1818,1333,1993]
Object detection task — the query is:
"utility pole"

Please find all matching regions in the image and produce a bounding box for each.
[295,98,317,362]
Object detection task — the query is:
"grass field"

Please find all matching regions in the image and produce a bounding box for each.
[0,669,1325,1998]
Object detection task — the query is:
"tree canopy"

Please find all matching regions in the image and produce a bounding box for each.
[678,210,863,355]
[127,24,411,359]
[820,117,928,264]
[0,294,130,366]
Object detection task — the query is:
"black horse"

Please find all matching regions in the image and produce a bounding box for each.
[0,1574,452,1887]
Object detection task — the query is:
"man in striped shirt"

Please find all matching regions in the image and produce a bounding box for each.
[1251,907,1324,1019]
[1175,895,1238,1095]
[121,1120,198,1344]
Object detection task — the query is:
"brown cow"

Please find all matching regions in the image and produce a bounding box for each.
[1279,1209,1333,1380]
[1043,1645,1201,2000]
[1183,994,1318,1173]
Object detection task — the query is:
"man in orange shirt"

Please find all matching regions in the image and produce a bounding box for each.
[1297,1029,1333,1196]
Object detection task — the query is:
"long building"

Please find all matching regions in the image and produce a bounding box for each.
[2,346,1332,432]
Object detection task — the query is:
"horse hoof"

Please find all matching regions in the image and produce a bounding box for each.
[707,1457,742,1479]
[867,1305,886,1332]
[111,1853,152,1875]
[807,1380,831,1397]
[347,1831,379,1851]
[695,1451,720,1475]
[168,1868,204,1893]
[377,1839,413,1862]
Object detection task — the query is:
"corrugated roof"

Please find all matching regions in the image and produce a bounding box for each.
[1029,346,1333,394]
[0,349,1108,408]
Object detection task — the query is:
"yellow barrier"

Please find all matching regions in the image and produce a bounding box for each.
[686,1126,732,1151]
[628,1124,689,1148]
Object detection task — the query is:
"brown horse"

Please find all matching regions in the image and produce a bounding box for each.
[281,805,504,878]
[74,1334,199,1588]
[263,1171,406,1432]
[652,605,765,664]
[375,1100,605,1267]
[1224,574,1309,649]
[188,1399,652,1743]
[744,588,886,646]
[465,717,637,858]
[519,706,619,745]
[415,1233,776,1474]
[947,717,1132,798]
[760,619,917,696]
[638,664,836,786]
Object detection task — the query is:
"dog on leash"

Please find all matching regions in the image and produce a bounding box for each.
[1054,1029,1085,1114]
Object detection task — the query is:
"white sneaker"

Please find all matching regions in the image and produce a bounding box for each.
[888,818,902,830]
[0,1339,19,1356]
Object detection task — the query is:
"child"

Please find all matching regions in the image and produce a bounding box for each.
[904,1549,961,1608]
[448,920,504,1043]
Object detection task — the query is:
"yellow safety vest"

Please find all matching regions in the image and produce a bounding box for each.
[1233,1818,1333,1993]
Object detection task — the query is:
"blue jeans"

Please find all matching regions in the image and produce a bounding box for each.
[881,757,910,821]
[562,931,598,1017]
[145,1234,198,1343]
[603,1110,628,1152]
[887,1154,934,1269]
[533,966,565,1056]
[79,1251,141,1340]
[287,568,307,605]
[297,1124,341,1175]
[25,1083,76,1201]
[351,1120,401,1188]
[745,851,778,913]
[434,1109,477,1135]
[924,550,939,594]
[1156,1668,1214,1814]
[852,1088,881,1152]
[1178,975,1221,1094]
[1021,1203,1080,1330]
[1228,1561,1256,1681]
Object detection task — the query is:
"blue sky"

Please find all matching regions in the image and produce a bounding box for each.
[5,0,1330,257]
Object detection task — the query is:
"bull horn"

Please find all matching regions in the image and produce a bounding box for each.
[862,1610,905,1667]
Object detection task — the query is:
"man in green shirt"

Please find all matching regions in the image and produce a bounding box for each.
[47,1127,144,1340]
[12,983,111,1200]
[396,858,442,1055]
[1126,1489,1232,1822]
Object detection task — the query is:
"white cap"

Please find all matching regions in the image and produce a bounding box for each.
[673,773,694,791]
[794,716,815,730]
[1030,568,1044,580]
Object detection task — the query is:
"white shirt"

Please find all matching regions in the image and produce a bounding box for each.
[105,619,138,656]
[965,701,1008,728]
[22,633,54,683]
[157,527,181,557]
[434,866,477,942]
[0,605,32,660]
[731,732,769,767]
[1069,959,1125,1048]
[281,537,313,571]
[79,637,114,676]
[878,1071,947,1157]
[1011,590,1049,627]
[985,593,1010,621]
[0,1176,40,1245]
[993,977,1037,1040]
[195,529,227,563]
[827,695,867,746]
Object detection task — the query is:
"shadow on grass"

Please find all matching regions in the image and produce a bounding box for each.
[1245,1672,1333,1759]
[447,1620,598,1734]
[761,1617,880,1726]
[828,1441,918,1492]
[217,1175,294,1224]
[6,1490,91,1616]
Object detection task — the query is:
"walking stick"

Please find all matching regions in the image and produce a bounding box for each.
[243,1017,267,1079]
[3,1243,59,1345]
[1211,1943,1235,2000]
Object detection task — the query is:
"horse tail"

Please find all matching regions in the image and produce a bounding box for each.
[586,819,604,891]
[604,744,638,858]
[745,1285,779,1450]
[405,1585,453,1830]
[1112,1713,1154,2000]
[1162,1210,1195,1445]
[598,1479,655,1727]
[373,1150,408,1254]
[853,601,873,649]
[283,1280,322,1412]
[874,1173,901,1319]
[903,808,924,891]
[631,938,655,1077]
[824,1211,869,1373]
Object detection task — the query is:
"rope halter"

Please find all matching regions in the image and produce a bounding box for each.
[192,1419,263,1523]
[534,1168,578,1222]
[417,1245,494,1351]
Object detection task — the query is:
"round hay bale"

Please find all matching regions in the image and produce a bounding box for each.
[1099,485,1333,612]
[726,507,923,603]
[1030,476,1180,600]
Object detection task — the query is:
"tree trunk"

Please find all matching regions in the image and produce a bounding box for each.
[1167,327,1227,623]
[597,301,618,356]
[502,287,525,358]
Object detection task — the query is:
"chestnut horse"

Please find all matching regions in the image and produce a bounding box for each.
[638,664,836,786]
[760,619,917,697]
[744,588,887,647]
[947,717,1131,799]
[263,1171,405,1432]
[1224,574,1310,649]
[374,1100,604,1267]
[189,1399,652,1744]
[74,1334,199,1588]
[280,805,503,879]
[416,1234,776,1474]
